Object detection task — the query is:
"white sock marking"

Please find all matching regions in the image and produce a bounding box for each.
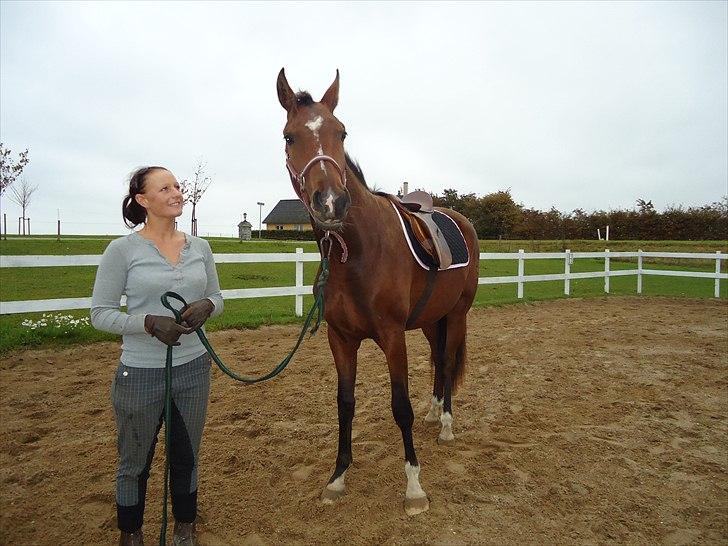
[439,411,455,441]
[425,396,443,422]
[405,462,427,499]
[326,471,346,492]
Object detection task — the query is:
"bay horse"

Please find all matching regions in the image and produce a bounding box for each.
[277,69,479,515]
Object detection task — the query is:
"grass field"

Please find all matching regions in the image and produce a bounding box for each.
[0,236,725,354]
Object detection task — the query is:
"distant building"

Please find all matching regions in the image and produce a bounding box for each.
[263,199,312,231]
[238,213,252,240]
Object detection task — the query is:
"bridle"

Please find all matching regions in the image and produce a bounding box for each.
[286,154,347,203]
[285,153,349,263]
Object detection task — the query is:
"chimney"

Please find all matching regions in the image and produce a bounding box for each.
[243,213,247,221]
[402,181,409,196]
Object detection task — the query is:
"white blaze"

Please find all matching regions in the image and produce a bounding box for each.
[305,115,323,134]
[325,192,335,214]
[305,115,327,174]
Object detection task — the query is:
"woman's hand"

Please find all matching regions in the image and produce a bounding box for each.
[180,299,215,330]
[144,315,193,346]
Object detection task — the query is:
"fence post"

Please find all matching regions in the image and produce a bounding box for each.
[295,247,303,317]
[564,249,571,296]
[604,249,610,294]
[2,213,6,241]
[715,251,721,299]
[517,249,524,299]
[637,249,643,295]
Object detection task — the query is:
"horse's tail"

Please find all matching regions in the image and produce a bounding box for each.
[436,316,467,394]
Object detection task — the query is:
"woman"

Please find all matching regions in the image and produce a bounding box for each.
[91,166,223,546]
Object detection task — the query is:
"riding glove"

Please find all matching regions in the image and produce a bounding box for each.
[144,315,193,346]
[180,298,215,330]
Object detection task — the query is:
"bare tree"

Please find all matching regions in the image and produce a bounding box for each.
[180,160,212,236]
[8,177,38,235]
[0,143,30,195]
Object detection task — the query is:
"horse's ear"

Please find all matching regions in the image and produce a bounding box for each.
[320,69,339,112]
[277,68,296,112]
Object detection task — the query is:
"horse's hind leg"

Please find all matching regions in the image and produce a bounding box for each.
[422,320,446,423]
[376,328,429,516]
[423,311,467,444]
[321,328,360,504]
[439,310,468,444]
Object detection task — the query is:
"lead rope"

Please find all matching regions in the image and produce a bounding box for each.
[157,255,330,545]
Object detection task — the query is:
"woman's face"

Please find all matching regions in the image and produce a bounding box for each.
[135,169,184,220]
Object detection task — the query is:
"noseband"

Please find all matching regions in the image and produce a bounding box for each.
[285,153,349,263]
[286,154,347,201]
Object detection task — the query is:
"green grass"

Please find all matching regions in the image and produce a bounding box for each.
[0,236,725,354]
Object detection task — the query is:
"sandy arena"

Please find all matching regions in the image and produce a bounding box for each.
[0,297,726,545]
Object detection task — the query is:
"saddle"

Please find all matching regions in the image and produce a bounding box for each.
[388,191,453,270]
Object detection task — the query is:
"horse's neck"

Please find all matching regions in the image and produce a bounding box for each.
[321,167,383,264]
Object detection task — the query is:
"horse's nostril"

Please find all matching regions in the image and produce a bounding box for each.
[312,190,324,209]
[335,193,351,217]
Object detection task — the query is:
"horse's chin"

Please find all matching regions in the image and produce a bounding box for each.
[313,217,345,232]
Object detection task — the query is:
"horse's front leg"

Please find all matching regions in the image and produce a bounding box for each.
[378,329,430,516]
[321,328,360,504]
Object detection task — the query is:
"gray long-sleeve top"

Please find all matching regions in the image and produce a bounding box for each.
[90,231,223,368]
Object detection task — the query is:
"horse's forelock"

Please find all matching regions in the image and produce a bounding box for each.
[295,91,315,106]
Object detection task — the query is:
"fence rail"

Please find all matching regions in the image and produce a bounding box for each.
[0,249,725,315]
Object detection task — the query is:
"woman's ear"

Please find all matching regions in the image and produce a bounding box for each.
[134,193,148,209]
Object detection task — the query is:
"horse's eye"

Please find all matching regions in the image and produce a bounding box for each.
[341,131,347,142]
[284,135,294,145]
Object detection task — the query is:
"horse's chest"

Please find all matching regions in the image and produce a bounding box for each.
[324,285,377,334]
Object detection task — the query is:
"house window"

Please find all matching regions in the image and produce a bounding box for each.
[276,225,284,230]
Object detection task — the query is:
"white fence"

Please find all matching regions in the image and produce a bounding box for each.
[0,249,725,315]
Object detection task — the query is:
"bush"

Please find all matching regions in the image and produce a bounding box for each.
[251,230,316,241]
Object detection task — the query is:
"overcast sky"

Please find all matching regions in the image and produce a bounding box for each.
[1,1,726,236]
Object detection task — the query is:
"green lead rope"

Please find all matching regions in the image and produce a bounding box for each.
[157,257,329,545]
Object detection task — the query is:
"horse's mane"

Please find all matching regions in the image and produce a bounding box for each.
[345,153,372,192]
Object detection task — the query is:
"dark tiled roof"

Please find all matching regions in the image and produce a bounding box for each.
[263,199,310,224]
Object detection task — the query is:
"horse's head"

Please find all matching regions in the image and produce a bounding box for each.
[277,68,351,231]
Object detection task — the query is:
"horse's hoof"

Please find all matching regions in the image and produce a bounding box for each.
[320,486,345,504]
[437,435,456,446]
[404,495,429,516]
[424,412,440,424]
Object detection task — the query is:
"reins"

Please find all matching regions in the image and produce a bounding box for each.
[154,254,330,545]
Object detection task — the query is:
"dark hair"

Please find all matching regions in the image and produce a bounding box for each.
[295,91,314,106]
[122,166,167,228]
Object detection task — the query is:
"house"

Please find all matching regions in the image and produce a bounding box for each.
[263,199,313,231]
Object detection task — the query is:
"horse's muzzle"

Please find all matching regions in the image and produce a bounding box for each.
[311,188,351,231]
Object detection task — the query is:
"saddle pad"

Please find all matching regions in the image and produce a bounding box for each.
[391,202,470,271]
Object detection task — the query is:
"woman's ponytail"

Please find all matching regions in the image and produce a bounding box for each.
[122,166,166,228]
